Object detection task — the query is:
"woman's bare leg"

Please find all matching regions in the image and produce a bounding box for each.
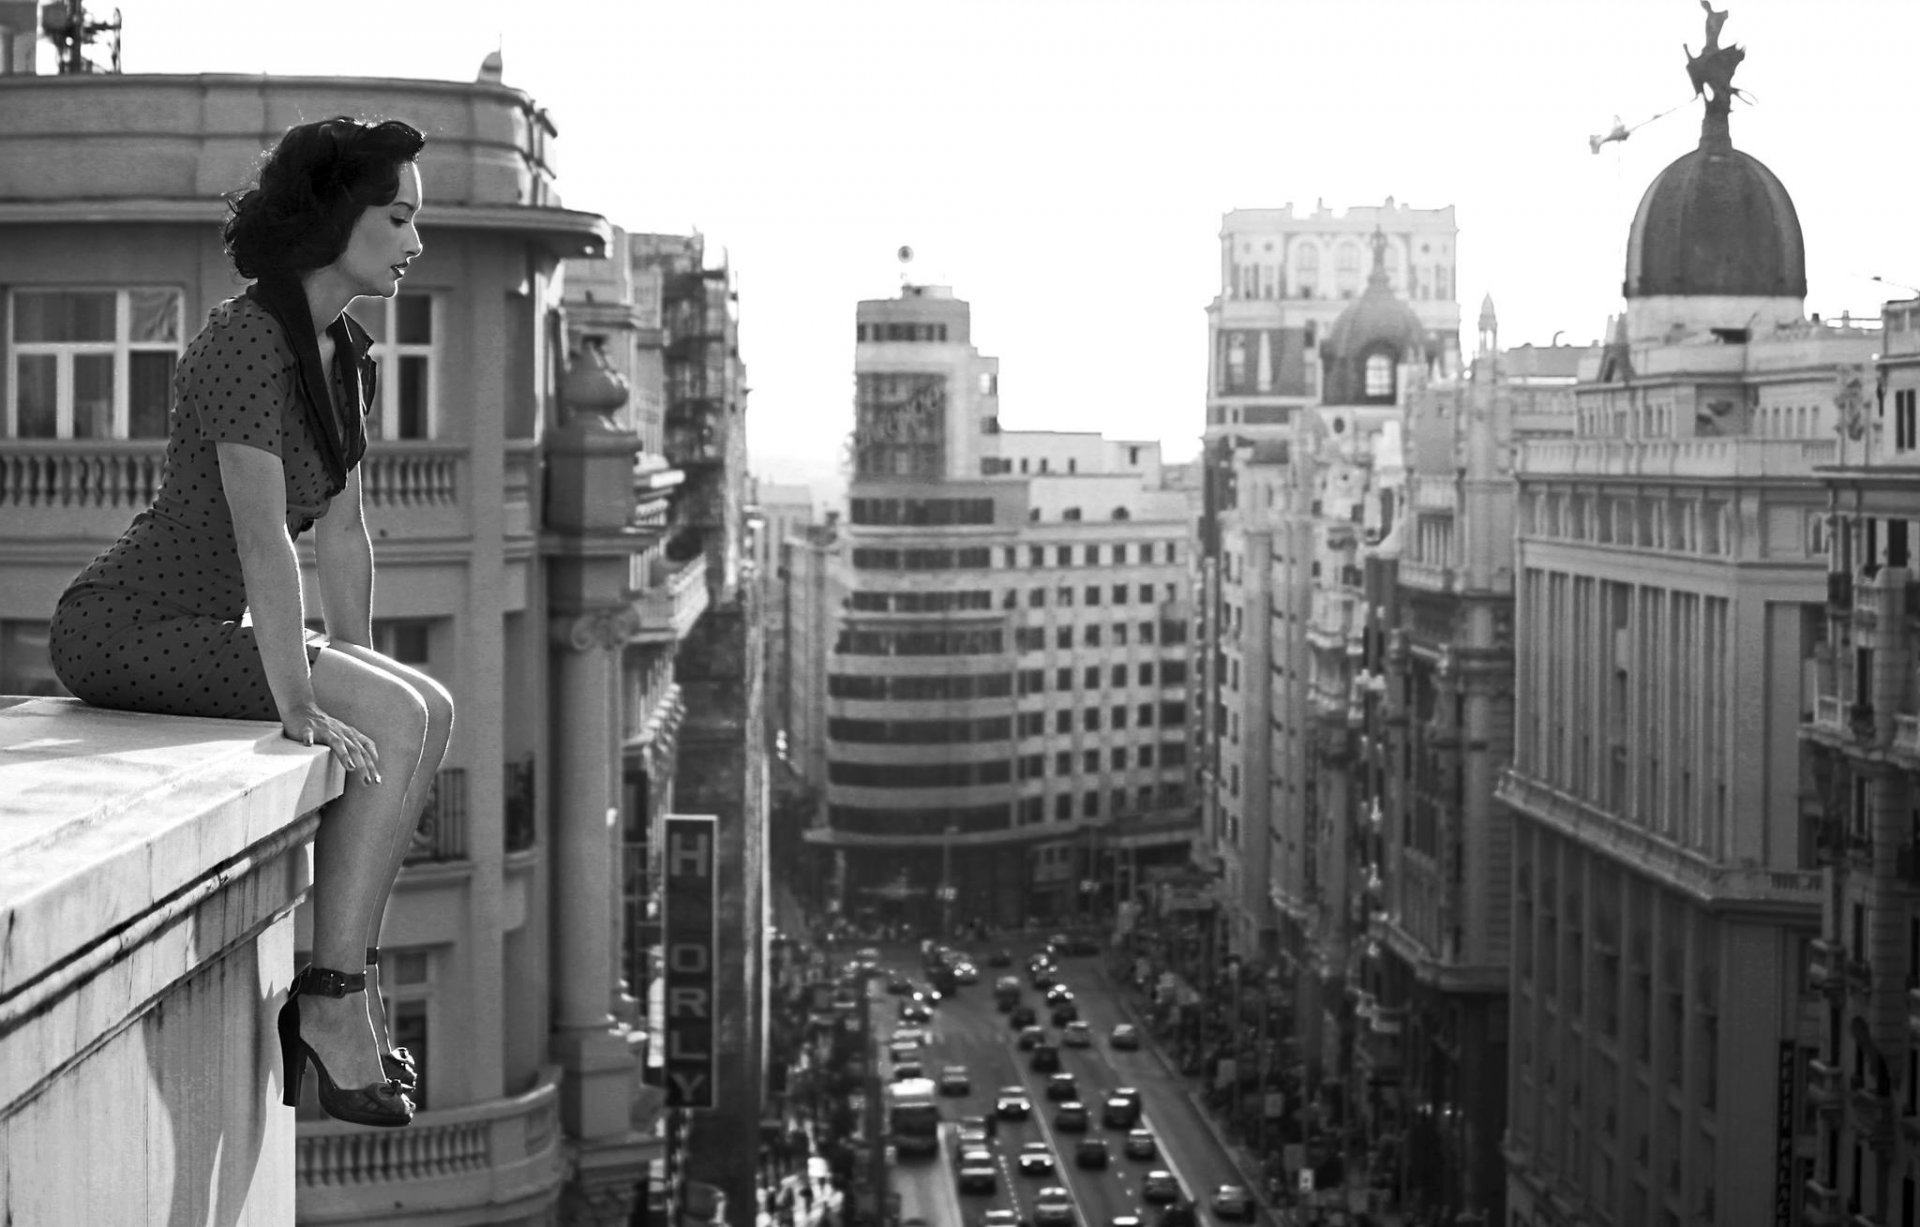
[324,642,455,1054]
[298,648,429,1090]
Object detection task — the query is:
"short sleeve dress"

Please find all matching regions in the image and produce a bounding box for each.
[48,295,373,722]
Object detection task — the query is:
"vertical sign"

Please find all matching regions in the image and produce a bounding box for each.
[1774,1040,1795,1227]
[664,816,717,1109]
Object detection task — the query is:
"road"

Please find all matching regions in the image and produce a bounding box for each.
[871,939,1269,1227]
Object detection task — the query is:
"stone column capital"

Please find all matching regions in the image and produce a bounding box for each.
[553,607,640,652]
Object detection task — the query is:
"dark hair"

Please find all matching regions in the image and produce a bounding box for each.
[223,116,426,279]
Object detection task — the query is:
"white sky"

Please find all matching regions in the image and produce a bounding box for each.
[113,0,1920,496]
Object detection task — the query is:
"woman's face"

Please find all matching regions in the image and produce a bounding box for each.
[336,162,423,300]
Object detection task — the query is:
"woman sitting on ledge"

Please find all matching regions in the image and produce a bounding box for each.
[47,116,449,1129]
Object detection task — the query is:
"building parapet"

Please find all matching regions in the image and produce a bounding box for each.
[0,695,337,1223]
[633,551,710,643]
[1497,770,1822,913]
[1520,435,1838,481]
[295,1065,565,1221]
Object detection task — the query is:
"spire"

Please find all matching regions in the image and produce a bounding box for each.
[1476,294,1498,367]
[1367,227,1390,289]
[1477,294,1498,333]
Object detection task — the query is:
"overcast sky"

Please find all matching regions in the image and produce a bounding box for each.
[113,0,1920,495]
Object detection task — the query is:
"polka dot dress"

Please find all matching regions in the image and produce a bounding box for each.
[48,296,365,722]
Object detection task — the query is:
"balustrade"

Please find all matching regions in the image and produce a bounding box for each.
[360,442,462,508]
[404,767,468,864]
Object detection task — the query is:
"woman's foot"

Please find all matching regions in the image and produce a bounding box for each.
[294,990,389,1091]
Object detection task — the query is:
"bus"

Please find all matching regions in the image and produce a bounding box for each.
[886,1077,941,1158]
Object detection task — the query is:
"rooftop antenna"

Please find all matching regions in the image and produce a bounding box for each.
[42,0,122,74]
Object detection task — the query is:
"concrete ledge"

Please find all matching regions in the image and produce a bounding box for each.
[0,696,339,1225]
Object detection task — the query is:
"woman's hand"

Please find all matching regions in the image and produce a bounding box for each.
[283,701,382,785]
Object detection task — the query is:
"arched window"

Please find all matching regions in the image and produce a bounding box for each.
[1295,243,1319,298]
[1365,353,1394,399]
[1111,507,1131,521]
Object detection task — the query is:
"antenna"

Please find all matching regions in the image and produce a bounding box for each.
[42,1,122,75]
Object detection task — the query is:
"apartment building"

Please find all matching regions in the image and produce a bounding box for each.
[1800,292,1920,1227]
[1499,52,1875,1225]
[791,285,1197,929]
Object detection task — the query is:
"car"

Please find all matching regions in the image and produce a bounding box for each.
[1050,1003,1080,1028]
[886,973,914,994]
[1141,1170,1183,1205]
[957,1125,991,1154]
[1044,1072,1078,1101]
[1016,1141,1055,1176]
[1111,1086,1142,1108]
[1046,932,1070,952]
[1017,1025,1047,1051]
[1208,1185,1256,1221]
[1053,1100,1089,1132]
[953,962,980,984]
[1031,966,1058,989]
[1155,1202,1196,1227]
[888,1041,919,1064]
[981,1212,1019,1227]
[892,1059,924,1081]
[959,1112,997,1138]
[1106,1217,1141,1227]
[1101,1094,1140,1129]
[939,1064,971,1096]
[1030,1043,1062,1073]
[1123,1128,1157,1160]
[996,1086,1032,1119]
[1109,1023,1141,1051]
[956,1149,998,1194]
[1045,984,1075,1006]
[1073,1136,1111,1169]
[1061,1020,1093,1048]
[900,1001,933,1024]
[1033,1186,1075,1226]
[987,949,1013,967]
[1010,1005,1038,1028]
[891,1026,929,1048]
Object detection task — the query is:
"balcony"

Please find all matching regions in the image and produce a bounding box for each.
[1851,1074,1896,1146]
[1497,772,1824,912]
[1807,1059,1845,1118]
[633,550,710,643]
[360,442,469,538]
[404,766,468,864]
[1813,695,1847,734]
[0,696,337,1223]
[1399,557,1456,594]
[504,439,536,539]
[0,438,167,539]
[1803,1179,1845,1226]
[1894,713,1920,763]
[296,1065,563,1219]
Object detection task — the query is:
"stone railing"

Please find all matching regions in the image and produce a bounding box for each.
[0,439,168,538]
[634,550,711,642]
[1519,436,1837,480]
[1894,713,1920,761]
[503,438,537,538]
[295,1065,563,1220]
[1497,771,1822,913]
[0,695,337,1224]
[1814,694,1846,733]
[404,766,468,864]
[360,441,463,510]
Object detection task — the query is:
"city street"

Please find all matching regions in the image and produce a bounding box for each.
[870,939,1269,1227]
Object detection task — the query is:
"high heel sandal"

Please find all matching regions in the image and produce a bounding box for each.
[366,946,419,1090]
[278,965,415,1127]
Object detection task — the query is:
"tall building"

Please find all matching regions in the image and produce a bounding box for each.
[1364,300,1596,1223]
[1800,292,1920,1226]
[794,284,1197,929]
[1498,17,1875,1225]
[1199,202,1462,975]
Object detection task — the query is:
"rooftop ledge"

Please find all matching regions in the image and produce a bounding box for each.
[1,696,338,1224]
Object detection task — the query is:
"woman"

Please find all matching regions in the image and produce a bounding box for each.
[47,117,448,1128]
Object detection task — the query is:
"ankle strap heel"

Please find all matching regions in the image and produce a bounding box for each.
[294,965,366,998]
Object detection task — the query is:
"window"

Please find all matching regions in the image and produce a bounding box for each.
[1084,665,1100,688]
[1139,663,1156,685]
[1063,506,1082,521]
[1030,545,1045,566]
[373,618,434,666]
[1113,584,1129,605]
[1083,750,1099,772]
[1139,584,1154,602]
[1056,710,1073,733]
[1029,587,1046,607]
[1055,751,1071,775]
[1085,544,1101,566]
[1082,792,1099,817]
[1056,667,1073,690]
[1137,703,1154,726]
[1113,624,1129,646]
[1111,665,1127,687]
[1054,794,1073,821]
[1140,621,1156,644]
[1019,710,1045,735]
[1160,701,1187,725]
[7,288,184,438]
[1056,627,1073,649]
[1004,547,1019,568]
[1085,625,1102,647]
[1111,704,1127,728]
[1112,544,1127,564]
[1138,745,1155,767]
[1085,586,1101,606]
[1083,708,1101,731]
[1897,388,1918,452]
[1057,586,1074,606]
[362,293,438,439]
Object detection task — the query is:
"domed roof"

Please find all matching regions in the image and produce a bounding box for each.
[1624,11,1805,302]
[1321,230,1428,405]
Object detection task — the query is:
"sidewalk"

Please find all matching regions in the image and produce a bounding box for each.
[1098,961,1403,1227]
[754,1116,845,1227]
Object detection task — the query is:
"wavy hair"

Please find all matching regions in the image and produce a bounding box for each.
[223,116,426,280]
